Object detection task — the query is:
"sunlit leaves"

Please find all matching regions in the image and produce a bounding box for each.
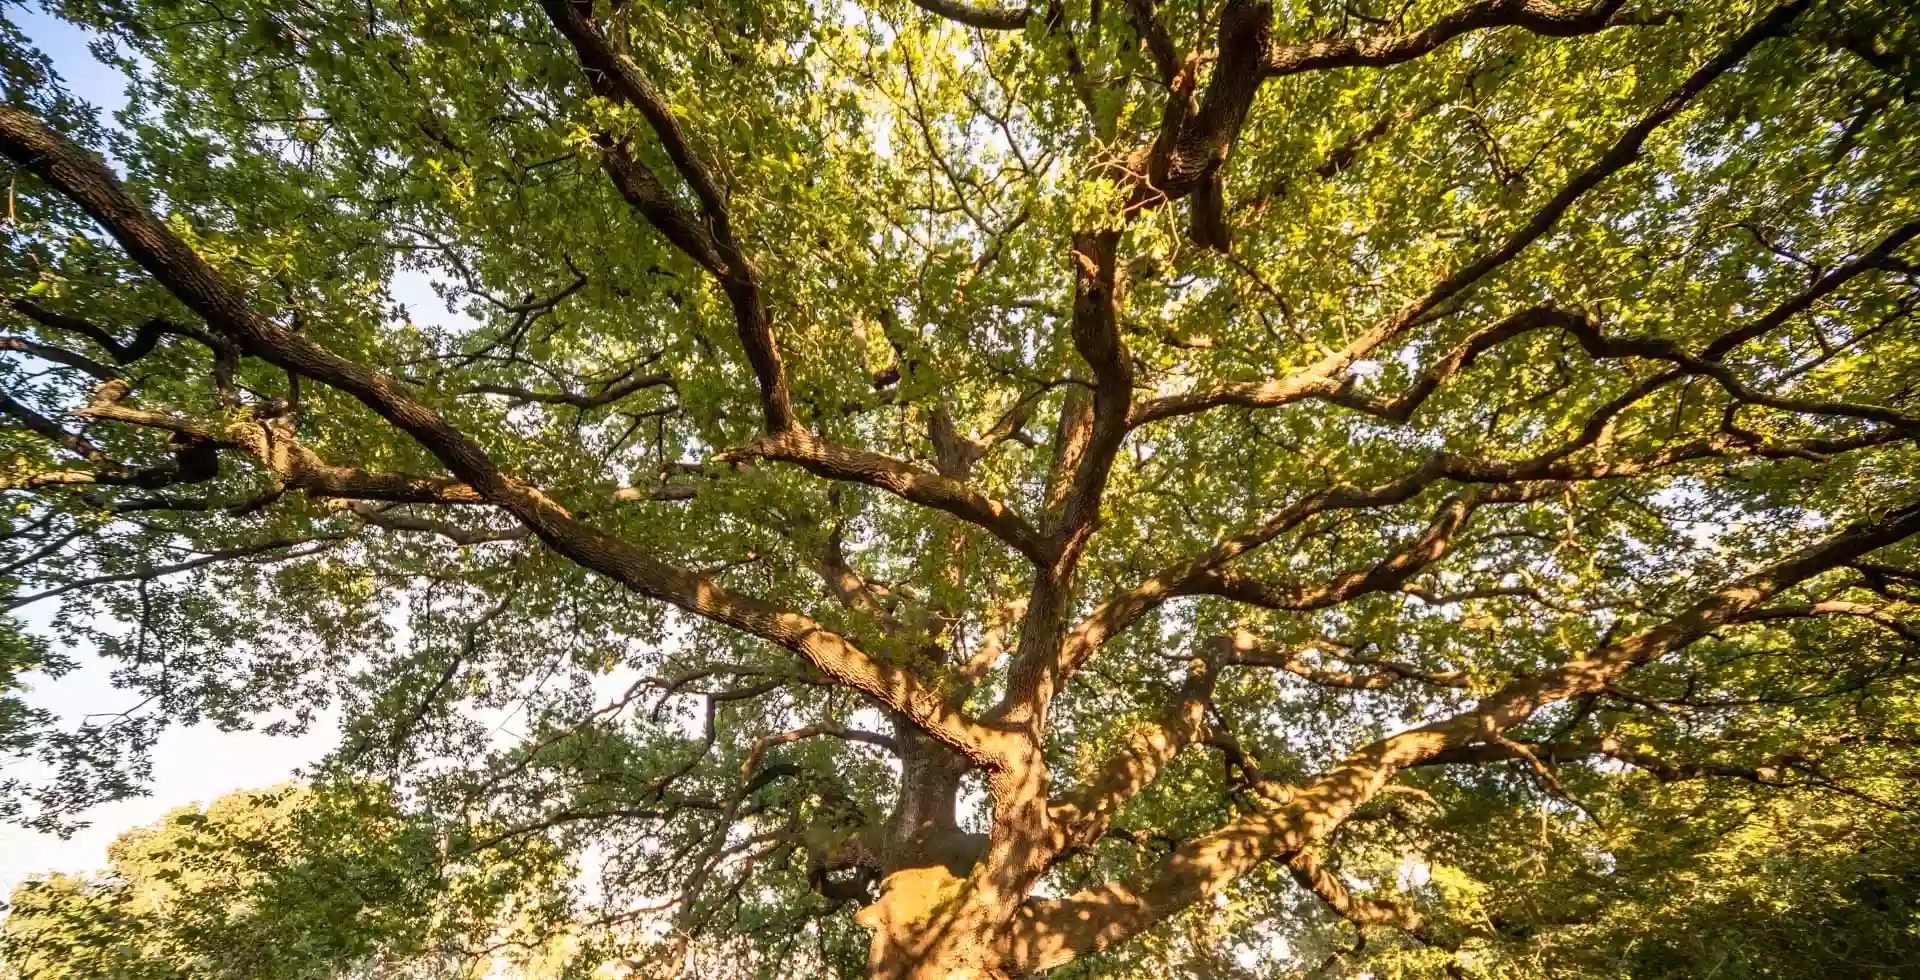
[1,0,1919,975]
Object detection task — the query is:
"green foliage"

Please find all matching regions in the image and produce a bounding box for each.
[1,782,569,979]
[0,0,1918,975]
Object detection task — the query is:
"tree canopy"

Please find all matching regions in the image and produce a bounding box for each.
[2,0,1918,976]
[2,783,568,979]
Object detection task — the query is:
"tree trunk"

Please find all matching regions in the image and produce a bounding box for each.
[865,725,1011,978]
[858,863,1016,979]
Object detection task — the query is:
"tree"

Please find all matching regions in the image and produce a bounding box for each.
[0,783,568,979]
[1,0,1917,974]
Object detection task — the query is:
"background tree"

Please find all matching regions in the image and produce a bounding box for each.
[0,783,569,979]
[2,0,1918,976]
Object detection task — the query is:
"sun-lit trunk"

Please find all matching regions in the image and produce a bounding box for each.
[863,723,1016,978]
[859,863,1015,980]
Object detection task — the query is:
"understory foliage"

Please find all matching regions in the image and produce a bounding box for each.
[2,0,1919,975]
[0,784,568,979]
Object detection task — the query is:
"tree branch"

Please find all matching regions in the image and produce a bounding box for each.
[1132,1,1807,427]
[1007,497,1920,971]
[463,367,672,409]
[1700,217,1920,360]
[717,428,1047,564]
[905,0,1033,30]
[740,724,902,777]
[1047,654,1216,854]
[1224,632,1471,690]
[1264,0,1666,77]
[8,297,226,365]
[542,0,794,432]
[0,334,121,379]
[1182,483,1562,612]
[4,535,345,611]
[0,101,1018,772]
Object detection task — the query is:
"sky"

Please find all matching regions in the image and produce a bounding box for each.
[0,2,449,899]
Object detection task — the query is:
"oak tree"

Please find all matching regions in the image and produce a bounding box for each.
[2,0,1918,976]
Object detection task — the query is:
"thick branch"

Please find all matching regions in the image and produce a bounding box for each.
[719,428,1047,564]
[0,334,121,379]
[596,139,726,275]
[1286,848,1435,940]
[1047,655,1216,853]
[905,0,1032,29]
[542,0,793,433]
[1264,0,1662,77]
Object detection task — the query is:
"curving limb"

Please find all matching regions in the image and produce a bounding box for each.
[718,428,1049,565]
[905,0,1033,30]
[1264,0,1670,78]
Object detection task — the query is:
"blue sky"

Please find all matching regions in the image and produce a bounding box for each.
[1,3,339,898]
[10,1,122,114]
